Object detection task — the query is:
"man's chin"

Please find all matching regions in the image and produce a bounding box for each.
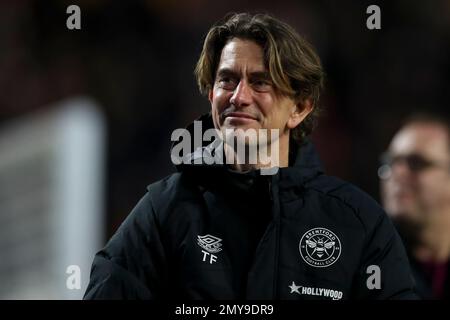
[220,126,272,148]
[392,215,423,248]
[220,124,261,136]
[388,203,423,228]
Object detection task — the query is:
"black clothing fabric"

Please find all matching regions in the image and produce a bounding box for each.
[85,114,418,300]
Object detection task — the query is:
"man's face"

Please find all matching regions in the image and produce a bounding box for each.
[381,123,450,225]
[208,38,309,146]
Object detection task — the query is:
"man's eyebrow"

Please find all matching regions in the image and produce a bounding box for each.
[248,71,270,79]
[216,68,238,78]
[216,68,270,79]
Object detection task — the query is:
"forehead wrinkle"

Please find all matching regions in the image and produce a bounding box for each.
[218,39,266,77]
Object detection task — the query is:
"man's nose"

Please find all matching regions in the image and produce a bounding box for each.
[390,160,414,181]
[230,80,252,108]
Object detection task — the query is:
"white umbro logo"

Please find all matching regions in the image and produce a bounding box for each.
[198,234,222,253]
[197,234,222,264]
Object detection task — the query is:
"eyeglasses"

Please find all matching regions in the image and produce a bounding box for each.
[378,152,450,179]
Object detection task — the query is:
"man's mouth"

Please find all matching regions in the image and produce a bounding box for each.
[391,188,417,204]
[223,112,258,121]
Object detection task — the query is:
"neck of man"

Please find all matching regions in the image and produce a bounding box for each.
[224,133,289,172]
[413,207,450,263]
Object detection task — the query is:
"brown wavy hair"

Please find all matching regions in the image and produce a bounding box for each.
[194,12,325,145]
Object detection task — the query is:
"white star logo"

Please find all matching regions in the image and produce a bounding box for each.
[289,281,301,294]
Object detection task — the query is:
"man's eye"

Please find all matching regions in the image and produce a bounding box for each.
[217,77,236,89]
[252,80,271,91]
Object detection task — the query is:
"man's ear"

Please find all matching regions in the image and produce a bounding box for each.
[208,89,213,104]
[287,98,314,129]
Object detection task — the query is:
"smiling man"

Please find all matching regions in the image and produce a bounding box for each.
[207,37,311,171]
[84,13,417,300]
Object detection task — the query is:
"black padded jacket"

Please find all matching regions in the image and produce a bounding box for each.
[84,114,418,300]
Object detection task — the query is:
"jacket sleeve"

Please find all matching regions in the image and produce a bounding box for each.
[84,192,168,299]
[351,211,419,300]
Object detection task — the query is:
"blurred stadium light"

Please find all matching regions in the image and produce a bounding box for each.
[0,97,105,299]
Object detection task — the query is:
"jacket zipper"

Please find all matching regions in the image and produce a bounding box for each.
[268,178,273,201]
[268,174,280,299]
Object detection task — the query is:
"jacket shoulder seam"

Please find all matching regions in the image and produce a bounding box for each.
[307,185,369,235]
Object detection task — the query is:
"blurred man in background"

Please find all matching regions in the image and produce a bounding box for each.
[380,113,450,299]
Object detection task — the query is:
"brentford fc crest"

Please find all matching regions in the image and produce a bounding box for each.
[299,227,341,268]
